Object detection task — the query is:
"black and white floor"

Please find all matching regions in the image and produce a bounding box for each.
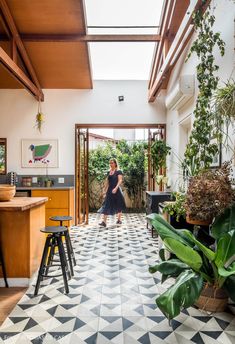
[0,214,234,344]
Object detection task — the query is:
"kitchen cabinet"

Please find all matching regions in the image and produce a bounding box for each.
[0,197,47,281]
[31,188,74,226]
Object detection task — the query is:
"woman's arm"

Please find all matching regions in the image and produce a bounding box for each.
[112,174,123,194]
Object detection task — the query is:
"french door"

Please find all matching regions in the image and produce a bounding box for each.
[75,128,89,224]
[75,124,166,225]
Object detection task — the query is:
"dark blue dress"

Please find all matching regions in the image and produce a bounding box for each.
[98,170,126,215]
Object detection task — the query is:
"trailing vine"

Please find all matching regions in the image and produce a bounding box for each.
[184,1,225,174]
[151,140,171,173]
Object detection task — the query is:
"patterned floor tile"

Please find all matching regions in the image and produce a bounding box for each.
[0,213,234,344]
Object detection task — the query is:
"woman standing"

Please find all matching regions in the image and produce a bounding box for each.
[98,158,126,227]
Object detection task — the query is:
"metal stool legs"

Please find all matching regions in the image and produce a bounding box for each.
[64,231,74,276]
[57,235,69,294]
[34,235,51,296]
[34,232,70,296]
[58,220,76,268]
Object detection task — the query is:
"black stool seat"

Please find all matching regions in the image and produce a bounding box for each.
[50,216,73,222]
[40,226,67,234]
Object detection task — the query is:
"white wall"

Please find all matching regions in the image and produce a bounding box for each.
[0,80,166,175]
[166,0,235,190]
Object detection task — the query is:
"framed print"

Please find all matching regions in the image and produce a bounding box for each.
[0,138,7,174]
[21,139,58,168]
[210,139,221,168]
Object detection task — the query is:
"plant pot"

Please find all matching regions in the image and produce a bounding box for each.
[45,180,52,188]
[0,184,16,201]
[186,215,212,226]
[195,284,228,312]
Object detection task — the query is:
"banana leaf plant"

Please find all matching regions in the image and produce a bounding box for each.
[147,204,235,320]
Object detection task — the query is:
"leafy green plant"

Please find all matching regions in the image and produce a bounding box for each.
[116,140,148,209]
[88,140,148,210]
[212,80,235,144]
[214,80,235,121]
[184,2,225,174]
[162,192,186,222]
[151,140,171,173]
[147,208,235,320]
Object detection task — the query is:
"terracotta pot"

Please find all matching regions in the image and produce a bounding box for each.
[195,284,228,312]
[0,184,16,201]
[186,215,212,226]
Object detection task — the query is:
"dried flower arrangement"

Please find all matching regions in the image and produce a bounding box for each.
[185,162,234,223]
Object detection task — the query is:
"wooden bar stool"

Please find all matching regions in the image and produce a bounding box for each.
[49,216,76,276]
[34,226,71,296]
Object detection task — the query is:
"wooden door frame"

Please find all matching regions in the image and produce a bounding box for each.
[75,123,166,224]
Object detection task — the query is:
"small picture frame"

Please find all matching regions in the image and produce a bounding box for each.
[0,138,7,175]
[21,139,59,168]
[210,139,221,168]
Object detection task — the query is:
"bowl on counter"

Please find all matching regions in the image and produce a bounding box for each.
[0,184,16,201]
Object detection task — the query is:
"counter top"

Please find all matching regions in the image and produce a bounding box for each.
[16,186,74,190]
[0,197,48,211]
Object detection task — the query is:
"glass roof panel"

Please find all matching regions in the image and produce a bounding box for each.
[89,42,156,80]
[85,0,164,28]
[85,0,164,80]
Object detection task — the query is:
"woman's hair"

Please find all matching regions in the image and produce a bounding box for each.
[109,158,119,169]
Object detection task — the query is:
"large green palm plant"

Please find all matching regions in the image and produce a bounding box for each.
[147,205,235,320]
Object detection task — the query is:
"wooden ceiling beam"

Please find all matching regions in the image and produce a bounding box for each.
[148,0,211,102]
[0,0,43,100]
[0,46,42,100]
[148,0,176,90]
[0,11,10,37]
[0,33,161,42]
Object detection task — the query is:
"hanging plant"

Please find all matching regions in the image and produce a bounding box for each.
[214,80,235,120]
[35,101,45,133]
[151,140,171,173]
[212,79,235,143]
[183,1,225,174]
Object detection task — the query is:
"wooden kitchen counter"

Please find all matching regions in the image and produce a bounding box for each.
[0,197,47,284]
[0,197,47,211]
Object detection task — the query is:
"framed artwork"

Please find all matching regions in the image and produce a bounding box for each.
[0,138,7,175]
[21,139,59,168]
[210,139,221,168]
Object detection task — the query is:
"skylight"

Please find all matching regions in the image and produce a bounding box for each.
[84,0,164,80]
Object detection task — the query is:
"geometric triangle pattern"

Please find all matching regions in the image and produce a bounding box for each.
[0,213,234,343]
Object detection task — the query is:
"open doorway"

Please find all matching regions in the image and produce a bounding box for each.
[75,124,166,224]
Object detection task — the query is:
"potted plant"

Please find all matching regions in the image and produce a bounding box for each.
[151,140,171,191]
[147,206,235,321]
[185,162,234,225]
[151,140,171,173]
[162,192,186,222]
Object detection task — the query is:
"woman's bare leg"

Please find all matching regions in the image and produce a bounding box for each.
[117,212,122,222]
[103,214,108,224]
